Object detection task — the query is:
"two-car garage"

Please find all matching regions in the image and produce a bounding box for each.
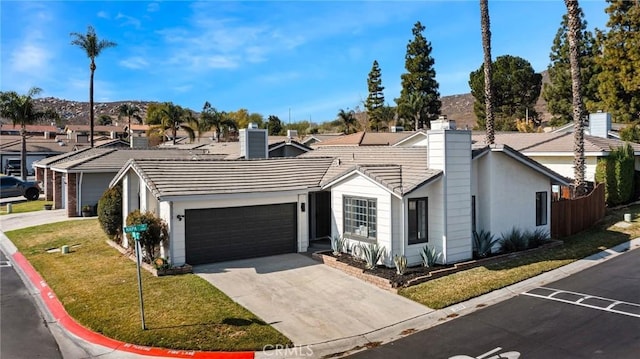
[184,203,298,265]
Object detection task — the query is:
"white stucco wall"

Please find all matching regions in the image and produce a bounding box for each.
[525,154,598,182]
[477,151,552,239]
[167,191,308,266]
[331,174,393,266]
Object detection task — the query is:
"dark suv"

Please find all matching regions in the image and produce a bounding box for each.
[4,159,34,176]
[0,176,41,200]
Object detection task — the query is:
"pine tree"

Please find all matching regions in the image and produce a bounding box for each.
[469,55,542,131]
[365,60,385,132]
[543,7,599,127]
[596,0,640,123]
[480,0,495,144]
[395,21,441,130]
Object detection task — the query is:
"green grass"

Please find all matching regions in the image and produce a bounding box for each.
[6,220,291,351]
[400,205,640,309]
[1,199,52,215]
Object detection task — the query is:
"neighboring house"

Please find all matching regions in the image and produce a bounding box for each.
[312,131,416,147]
[64,124,125,143]
[111,121,569,268]
[300,133,344,147]
[471,113,640,183]
[34,148,217,217]
[1,134,71,175]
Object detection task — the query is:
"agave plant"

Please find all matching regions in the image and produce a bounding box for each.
[393,254,408,275]
[499,227,528,253]
[473,229,499,258]
[526,227,551,249]
[420,245,441,268]
[331,235,346,256]
[359,243,386,270]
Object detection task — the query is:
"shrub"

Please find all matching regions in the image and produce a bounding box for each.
[420,245,441,267]
[613,144,634,204]
[526,227,551,249]
[359,242,386,270]
[393,254,408,275]
[331,235,346,256]
[97,185,122,242]
[499,227,528,253]
[472,230,499,258]
[125,210,169,263]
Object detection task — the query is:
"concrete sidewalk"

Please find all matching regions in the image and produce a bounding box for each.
[1,209,639,359]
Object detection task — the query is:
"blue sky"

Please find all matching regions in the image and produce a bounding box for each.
[1,0,609,123]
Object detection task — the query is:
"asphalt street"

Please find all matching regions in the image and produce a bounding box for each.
[0,250,62,359]
[349,247,640,359]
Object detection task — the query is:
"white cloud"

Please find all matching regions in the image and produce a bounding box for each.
[116,13,141,28]
[119,56,149,69]
[147,2,160,13]
[97,10,109,19]
[10,44,51,73]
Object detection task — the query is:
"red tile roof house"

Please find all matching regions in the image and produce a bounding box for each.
[109,121,569,268]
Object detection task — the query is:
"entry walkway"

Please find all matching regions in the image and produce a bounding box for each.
[195,254,433,346]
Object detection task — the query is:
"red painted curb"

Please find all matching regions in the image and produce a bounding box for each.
[12,252,254,359]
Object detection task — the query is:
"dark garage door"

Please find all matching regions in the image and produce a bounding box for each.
[185,203,297,265]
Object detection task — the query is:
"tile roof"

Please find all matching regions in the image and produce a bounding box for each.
[471,132,640,154]
[49,148,220,172]
[0,136,72,153]
[314,131,416,147]
[33,147,95,167]
[300,146,439,196]
[119,157,335,200]
[1,124,59,133]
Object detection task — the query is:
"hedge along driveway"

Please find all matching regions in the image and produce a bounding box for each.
[6,220,291,351]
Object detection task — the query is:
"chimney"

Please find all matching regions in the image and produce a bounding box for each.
[287,129,298,140]
[426,123,472,264]
[588,111,611,139]
[430,115,456,130]
[239,125,268,159]
[110,131,117,139]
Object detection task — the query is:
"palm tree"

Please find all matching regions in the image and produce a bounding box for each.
[118,103,141,141]
[200,101,237,142]
[480,0,495,144]
[70,25,117,148]
[149,102,195,145]
[337,109,356,134]
[565,0,587,196]
[0,87,57,180]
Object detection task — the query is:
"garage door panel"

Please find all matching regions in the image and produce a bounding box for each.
[185,203,297,265]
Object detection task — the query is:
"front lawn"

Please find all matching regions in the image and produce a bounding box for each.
[6,220,290,351]
[400,205,640,309]
[1,199,52,215]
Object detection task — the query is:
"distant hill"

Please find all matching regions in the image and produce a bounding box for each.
[9,70,551,130]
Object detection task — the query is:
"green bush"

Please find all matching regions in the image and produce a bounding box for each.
[97,185,122,242]
[125,210,169,263]
[613,144,634,204]
[358,242,386,270]
[526,228,551,249]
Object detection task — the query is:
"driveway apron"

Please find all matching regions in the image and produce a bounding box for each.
[195,253,432,345]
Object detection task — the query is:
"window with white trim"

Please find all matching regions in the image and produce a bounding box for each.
[343,196,377,240]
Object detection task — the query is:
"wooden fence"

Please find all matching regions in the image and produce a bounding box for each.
[551,183,606,238]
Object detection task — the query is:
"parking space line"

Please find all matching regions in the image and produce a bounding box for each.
[0,260,11,267]
[523,287,640,318]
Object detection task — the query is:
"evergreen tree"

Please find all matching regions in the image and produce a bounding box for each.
[480,0,495,144]
[365,60,385,132]
[267,115,283,135]
[469,55,542,131]
[596,0,640,123]
[395,21,441,129]
[543,7,599,127]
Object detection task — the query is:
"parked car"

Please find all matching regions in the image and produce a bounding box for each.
[0,176,41,200]
[4,159,34,176]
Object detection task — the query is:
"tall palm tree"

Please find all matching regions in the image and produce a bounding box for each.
[118,103,141,142]
[0,87,57,180]
[480,0,495,144]
[149,102,195,145]
[200,101,237,142]
[337,109,356,134]
[70,25,117,148]
[565,0,587,196]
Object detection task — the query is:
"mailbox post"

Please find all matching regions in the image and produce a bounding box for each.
[124,223,149,330]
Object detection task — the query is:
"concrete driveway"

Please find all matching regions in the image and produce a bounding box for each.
[195,254,432,345]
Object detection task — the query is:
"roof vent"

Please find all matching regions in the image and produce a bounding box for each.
[247,122,258,130]
[287,129,298,139]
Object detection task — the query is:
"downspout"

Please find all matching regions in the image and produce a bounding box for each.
[169,200,174,264]
[78,172,83,216]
